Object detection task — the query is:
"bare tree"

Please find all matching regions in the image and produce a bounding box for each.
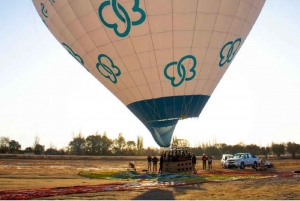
[49,142,56,149]
[33,134,40,149]
[137,135,143,156]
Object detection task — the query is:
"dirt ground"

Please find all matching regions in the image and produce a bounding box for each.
[0,157,299,200]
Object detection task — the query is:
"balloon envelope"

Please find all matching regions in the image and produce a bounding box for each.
[33,0,265,147]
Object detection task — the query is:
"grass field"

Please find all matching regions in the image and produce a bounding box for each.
[0,156,299,200]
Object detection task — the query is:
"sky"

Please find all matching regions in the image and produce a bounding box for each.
[0,0,300,150]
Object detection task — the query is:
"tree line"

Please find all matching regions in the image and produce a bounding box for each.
[0,132,299,158]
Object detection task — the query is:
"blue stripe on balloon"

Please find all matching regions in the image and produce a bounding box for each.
[127,95,210,147]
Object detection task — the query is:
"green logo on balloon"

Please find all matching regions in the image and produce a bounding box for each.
[164,55,197,87]
[98,0,146,37]
[62,43,89,72]
[96,54,121,84]
[40,16,48,27]
[62,43,84,65]
[40,3,48,18]
[219,38,242,67]
[48,0,55,5]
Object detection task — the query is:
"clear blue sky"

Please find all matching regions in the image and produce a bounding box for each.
[0,0,300,150]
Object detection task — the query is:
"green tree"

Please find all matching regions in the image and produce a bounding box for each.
[260,146,271,159]
[8,140,21,153]
[205,146,220,156]
[100,132,113,155]
[126,140,136,149]
[45,148,58,155]
[231,143,246,154]
[24,147,34,153]
[58,148,66,155]
[86,132,104,155]
[190,146,204,156]
[86,135,98,155]
[69,132,86,155]
[34,144,45,155]
[93,134,102,155]
[113,133,126,155]
[216,143,230,154]
[245,144,260,155]
[286,142,300,158]
[116,133,126,150]
[271,143,285,157]
[126,140,136,155]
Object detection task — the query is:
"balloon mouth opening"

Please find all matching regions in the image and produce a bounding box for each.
[145,119,179,147]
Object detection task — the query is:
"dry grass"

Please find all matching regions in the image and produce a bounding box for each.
[0,157,299,200]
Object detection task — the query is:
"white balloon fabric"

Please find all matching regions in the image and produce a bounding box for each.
[33,0,265,147]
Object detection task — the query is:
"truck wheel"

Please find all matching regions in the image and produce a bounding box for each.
[240,162,245,169]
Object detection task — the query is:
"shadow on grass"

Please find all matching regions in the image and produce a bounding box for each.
[131,182,206,200]
[132,188,174,200]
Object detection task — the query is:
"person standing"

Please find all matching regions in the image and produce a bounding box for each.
[147,154,152,172]
[152,155,159,172]
[159,154,164,173]
[202,154,207,170]
[192,153,197,174]
[186,152,192,160]
[207,155,213,170]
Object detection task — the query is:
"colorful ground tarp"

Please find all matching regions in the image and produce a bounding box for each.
[0,170,294,200]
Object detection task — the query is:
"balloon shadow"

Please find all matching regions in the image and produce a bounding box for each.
[169,182,206,197]
[132,188,174,200]
[132,182,206,200]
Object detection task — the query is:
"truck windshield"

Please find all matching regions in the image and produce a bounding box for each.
[232,154,243,158]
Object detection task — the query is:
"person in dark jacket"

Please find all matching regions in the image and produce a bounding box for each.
[159,154,164,173]
[186,152,192,160]
[147,154,152,172]
[192,153,197,174]
[202,154,207,170]
[152,155,159,172]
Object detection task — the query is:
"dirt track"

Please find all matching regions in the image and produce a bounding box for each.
[0,157,299,200]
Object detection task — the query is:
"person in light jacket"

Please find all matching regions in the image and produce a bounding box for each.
[192,153,197,174]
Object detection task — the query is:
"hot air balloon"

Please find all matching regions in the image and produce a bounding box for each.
[32,0,265,147]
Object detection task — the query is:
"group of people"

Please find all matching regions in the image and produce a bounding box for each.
[201,154,213,170]
[189,153,213,173]
[146,153,213,173]
[147,154,164,173]
[129,153,213,173]
[163,150,192,162]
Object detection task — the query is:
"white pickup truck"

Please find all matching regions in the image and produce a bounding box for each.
[226,153,258,169]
